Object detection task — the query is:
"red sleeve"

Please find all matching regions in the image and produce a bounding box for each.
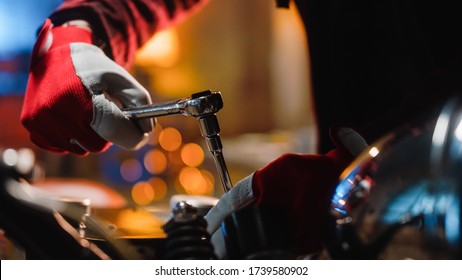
[48,0,209,68]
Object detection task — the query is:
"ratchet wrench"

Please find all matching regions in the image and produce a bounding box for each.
[123,90,233,193]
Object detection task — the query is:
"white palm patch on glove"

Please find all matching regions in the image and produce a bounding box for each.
[204,173,255,234]
[70,43,153,150]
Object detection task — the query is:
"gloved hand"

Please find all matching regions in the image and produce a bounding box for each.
[205,127,368,256]
[21,19,153,155]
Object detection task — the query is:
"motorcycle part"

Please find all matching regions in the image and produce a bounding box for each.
[0,149,99,259]
[0,148,140,259]
[327,96,462,259]
[162,201,216,259]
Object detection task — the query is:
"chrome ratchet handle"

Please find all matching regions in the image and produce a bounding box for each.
[123,99,188,119]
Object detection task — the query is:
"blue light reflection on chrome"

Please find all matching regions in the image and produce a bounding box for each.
[334,208,347,215]
[331,166,361,214]
[382,180,460,244]
[381,181,428,224]
[445,196,460,244]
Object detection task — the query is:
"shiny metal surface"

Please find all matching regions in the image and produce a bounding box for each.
[122,90,223,119]
[327,97,462,259]
[197,115,233,192]
[171,201,199,222]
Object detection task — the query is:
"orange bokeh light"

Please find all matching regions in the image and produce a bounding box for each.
[180,143,204,167]
[131,181,155,206]
[200,169,215,195]
[149,177,168,201]
[159,127,182,152]
[144,149,167,175]
[135,28,180,68]
[178,167,214,196]
[147,123,163,146]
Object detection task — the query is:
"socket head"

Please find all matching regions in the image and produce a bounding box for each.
[184,91,223,117]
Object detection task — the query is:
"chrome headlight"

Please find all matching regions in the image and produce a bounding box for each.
[327,97,462,259]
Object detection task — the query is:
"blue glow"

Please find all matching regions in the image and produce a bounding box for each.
[0,0,62,57]
[0,0,62,95]
[445,196,460,244]
[382,180,460,244]
[331,166,360,213]
[382,181,429,223]
[0,72,29,95]
[334,207,347,215]
[99,145,153,188]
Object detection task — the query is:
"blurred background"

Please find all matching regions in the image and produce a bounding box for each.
[0,0,317,212]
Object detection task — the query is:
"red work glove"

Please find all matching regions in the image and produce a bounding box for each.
[21,19,153,155]
[205,127,368,257]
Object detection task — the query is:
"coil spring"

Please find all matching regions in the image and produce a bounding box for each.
[162,201,216,259]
